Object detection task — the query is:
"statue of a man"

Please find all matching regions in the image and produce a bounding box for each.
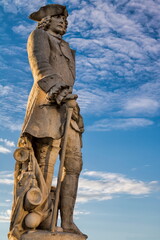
[9,4,85,240]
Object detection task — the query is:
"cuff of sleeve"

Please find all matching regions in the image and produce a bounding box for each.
[38,74,64,93]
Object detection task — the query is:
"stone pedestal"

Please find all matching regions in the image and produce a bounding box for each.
[21,230,88,240]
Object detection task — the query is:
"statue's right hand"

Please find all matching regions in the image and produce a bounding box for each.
[47,85,60,101]
[47,83,69,102]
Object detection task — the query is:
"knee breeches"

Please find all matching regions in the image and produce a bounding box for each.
[32,126,82,188]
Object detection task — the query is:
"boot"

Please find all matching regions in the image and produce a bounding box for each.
[60,174,83,235]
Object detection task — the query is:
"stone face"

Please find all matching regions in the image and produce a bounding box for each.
[21,231,87,240]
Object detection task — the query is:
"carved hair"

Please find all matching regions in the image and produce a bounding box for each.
[37,15,68,33]
[37,16,52,30]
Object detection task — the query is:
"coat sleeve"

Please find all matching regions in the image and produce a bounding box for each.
[27,28,68,93]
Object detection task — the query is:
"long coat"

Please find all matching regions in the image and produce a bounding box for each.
[22,28,82,139]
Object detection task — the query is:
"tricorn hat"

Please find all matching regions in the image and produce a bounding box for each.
[29,4,68,21]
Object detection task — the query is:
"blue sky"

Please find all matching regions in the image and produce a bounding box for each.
[0,0,160,239]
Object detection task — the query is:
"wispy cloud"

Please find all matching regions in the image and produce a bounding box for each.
[0,0,47,14]
[76,80,160,118]
[0,138,15,147]
[74,209,90,216]
[0,209,11,223]
[0,171,13,184]
[0,170,158,206]
[87,118,154,131]
[12,23,36,36]
[53,170,159,203]
[0,138,15,154]
[74,209,90,219]
[0,46,26,56]
[67,0,160,125]
[77,170,158,203]
[123,98,159,115]
[0,115,22,131]
[0,84,27,131]
[0,146,11,154]
[0,84,11,95]
[0,202,11,207]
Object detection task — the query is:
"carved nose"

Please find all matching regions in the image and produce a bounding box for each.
[59,19,64,24]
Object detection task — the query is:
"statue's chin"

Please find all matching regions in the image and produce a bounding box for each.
[58,30,66,36]
[55,28,66,36]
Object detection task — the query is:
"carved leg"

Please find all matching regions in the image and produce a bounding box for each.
[60,127,83,234]
[60,174,83,234]
[33,137,61,191]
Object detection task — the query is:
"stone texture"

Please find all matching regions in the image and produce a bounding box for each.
[8,4,86,240]
[21,230,87,240]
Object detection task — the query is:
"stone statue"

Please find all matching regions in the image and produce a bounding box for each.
[8,4,87,240]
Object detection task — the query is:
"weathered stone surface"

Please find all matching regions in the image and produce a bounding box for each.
[21,230,87,240]
[8,4,86,240]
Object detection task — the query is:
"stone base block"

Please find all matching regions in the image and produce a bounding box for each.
[21,230,88,240]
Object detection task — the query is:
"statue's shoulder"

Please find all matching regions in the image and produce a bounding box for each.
[28,28,49,42]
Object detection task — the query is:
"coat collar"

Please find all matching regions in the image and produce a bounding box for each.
[60,41,75,79]
[47,31,75,78]
[46,30,62,40]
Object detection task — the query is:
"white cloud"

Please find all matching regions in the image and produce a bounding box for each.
[0,179,13,184]
[0,84,11,96]
[0,138,15,155]
[53,169,159,204]
[0,170,158,208]
[56,0,81,7]
[0,202,11,207]
[87,118,153,131]
[74,209,90,219]
[0,209,11,222]
[75,78,160,120]
[0,116,22,132]
[0,46,26,56]
[0,0,47,14]
[0,138,15,147]
[77,170,158,203]
[65,0,160,119]
[124,98,159,115]
[139,80,160,100]
[74,209,90,216]
[0,84,27,131]
[0,146,11,154]
[12,23,36,36]
[0,171,13,184]
[76,88,120,115]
